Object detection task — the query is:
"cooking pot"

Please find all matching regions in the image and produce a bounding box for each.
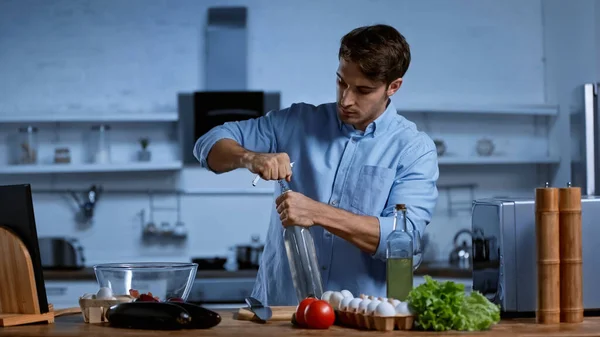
[236,235,264,270]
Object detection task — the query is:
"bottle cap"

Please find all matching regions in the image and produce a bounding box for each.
[395,204,406,211]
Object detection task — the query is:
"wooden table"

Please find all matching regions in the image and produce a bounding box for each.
[1,311,600,336]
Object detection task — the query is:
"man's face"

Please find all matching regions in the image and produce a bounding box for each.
[336,58,402,131]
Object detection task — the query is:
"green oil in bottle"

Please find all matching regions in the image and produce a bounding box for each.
[386,257,413,301]
[385,204,415,301]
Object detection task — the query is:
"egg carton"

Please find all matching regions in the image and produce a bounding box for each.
[335,309,414,331]
[78,295,134,324]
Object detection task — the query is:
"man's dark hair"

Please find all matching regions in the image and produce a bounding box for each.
[338,24,411,86]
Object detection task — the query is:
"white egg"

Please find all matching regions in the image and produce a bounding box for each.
[348,298,362,312]
[96,287,113,299]
[339,296,353,311]
[389,299,401,307]
[330,292,344,309]
[358,298,372,313]
[340,289,354,298]
[366,299,381,315]
[321,290,334,303]
[374,301,396,317]
[395,301,412,315]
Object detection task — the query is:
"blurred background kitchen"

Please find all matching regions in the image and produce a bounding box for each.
[0,0,598,309]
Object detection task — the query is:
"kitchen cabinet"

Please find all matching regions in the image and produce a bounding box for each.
[44,280,98,309]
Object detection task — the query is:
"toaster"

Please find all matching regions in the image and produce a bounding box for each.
[471,196,600,315]
[38,237,86,270]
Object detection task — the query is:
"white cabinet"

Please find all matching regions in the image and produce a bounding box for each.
[44,280,98,309]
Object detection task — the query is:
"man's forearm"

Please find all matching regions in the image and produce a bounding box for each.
[313,203,380,255]
[206,139,254,173]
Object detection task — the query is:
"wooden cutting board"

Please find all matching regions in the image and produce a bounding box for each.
[235,306,295,321]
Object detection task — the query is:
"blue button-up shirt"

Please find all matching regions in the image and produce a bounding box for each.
[194,99,439,306]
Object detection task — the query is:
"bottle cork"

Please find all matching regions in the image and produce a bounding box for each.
[559,183,584,323]
[535,184,560,324]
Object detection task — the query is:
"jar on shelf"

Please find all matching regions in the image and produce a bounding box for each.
[89,124,111,164]
[16,126,38,165]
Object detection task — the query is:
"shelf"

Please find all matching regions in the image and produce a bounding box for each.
[438,156,560,165]
[0,161,183,174]
[0,113,178,123]
[396,103,558,116]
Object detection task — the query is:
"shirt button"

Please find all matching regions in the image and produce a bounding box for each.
[330,200,338,206]
[321,265,328,270]
[324,232,332,238]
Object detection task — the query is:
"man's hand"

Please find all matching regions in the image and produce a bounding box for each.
[275,191,321,227]
[244,152,292,182]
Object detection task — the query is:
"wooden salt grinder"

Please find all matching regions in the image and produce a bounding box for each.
[559,184,584,323]
[535,184,560,324]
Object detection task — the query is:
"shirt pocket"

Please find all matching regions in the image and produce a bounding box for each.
[350,165,396,216]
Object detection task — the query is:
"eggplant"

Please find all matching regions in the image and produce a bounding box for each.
[106,301,192,330]
[167,301,222,329]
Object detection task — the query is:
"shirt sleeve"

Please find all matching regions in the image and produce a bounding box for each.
[372,133,440,261]
[193,108,291,172]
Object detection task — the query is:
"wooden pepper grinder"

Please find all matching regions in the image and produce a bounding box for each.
[535,182,560,324]
[558,182,584,323]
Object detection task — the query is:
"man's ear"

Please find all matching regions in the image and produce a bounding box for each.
[386,78,403,96]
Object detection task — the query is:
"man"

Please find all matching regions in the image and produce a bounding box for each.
[193,24,439,306]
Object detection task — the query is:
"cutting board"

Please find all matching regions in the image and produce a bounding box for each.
[235,306,296,321]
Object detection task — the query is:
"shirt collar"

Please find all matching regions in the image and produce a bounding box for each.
[336,99,397,137]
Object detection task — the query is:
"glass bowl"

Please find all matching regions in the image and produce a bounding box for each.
[93,262,198,301]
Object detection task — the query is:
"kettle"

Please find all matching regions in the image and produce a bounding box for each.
[448,229,472,270]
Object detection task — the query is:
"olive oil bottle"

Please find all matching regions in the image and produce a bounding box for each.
[386,204,414,301]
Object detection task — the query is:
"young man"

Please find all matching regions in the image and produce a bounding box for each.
[194,24,439,306]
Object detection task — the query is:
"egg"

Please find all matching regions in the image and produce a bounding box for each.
[321,290,334,302]
[366,299,381,315]
[395,301,412,315]
[374,301,396,317]
[329,291,344,309]
[348,298,362,312]
[389,299,401,307]
[358,298,372,313]
[96,287,114,299]
[340,289,354,298]
[339,296,353,311]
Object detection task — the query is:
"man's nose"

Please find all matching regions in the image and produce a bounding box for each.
[340,89,354,107]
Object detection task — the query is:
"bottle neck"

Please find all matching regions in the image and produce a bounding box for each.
[393,208,407,232]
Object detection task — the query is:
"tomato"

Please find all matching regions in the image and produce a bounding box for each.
[295,297,317,326]
[304,300,335,329]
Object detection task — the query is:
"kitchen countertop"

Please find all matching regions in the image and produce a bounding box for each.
[42,261,471,281]
[0,311,598,336]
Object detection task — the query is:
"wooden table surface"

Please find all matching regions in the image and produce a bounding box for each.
[1,310,600,337]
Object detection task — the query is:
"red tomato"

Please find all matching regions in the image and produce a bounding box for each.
[304,300,335,329]
[295,297,317,326]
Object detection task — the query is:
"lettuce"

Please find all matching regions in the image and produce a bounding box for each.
[406,275,500,331]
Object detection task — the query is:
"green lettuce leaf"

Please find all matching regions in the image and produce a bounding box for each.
[406,275,500,331]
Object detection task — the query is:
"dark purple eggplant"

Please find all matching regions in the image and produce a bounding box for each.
[106,301,191,330]
[167,301,222,329]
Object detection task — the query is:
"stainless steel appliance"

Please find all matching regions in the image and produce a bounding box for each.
[572,83,599,195]
[471,196,600,315]
[178,91,280,165]
[38,237,85,270]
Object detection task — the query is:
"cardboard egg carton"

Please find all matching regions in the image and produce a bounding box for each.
[335,309,414,331]
[78,295,134,323]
